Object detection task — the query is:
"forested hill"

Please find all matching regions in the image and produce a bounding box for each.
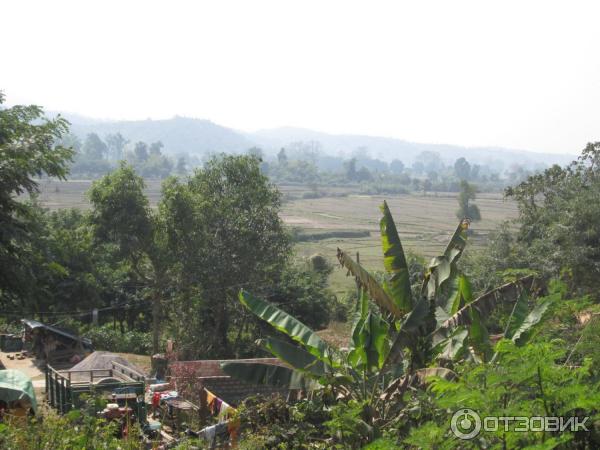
[250,126,575,168]
[64,114,254,155]
[59,112,573,168]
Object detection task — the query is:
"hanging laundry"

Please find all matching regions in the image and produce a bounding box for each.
[203,424,216,444]
[218,402,231,422]
[228,416,241,445]
[215,422,228,436]
[206,390,215,407]
[206,391,216,415]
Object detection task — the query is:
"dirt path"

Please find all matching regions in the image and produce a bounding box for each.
[0,351,46,381]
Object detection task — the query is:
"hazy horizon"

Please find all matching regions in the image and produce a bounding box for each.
[4,1,600,155]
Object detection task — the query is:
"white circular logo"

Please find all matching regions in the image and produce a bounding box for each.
[451,408,481,440]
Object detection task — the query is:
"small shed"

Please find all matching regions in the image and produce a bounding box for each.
[21,319,93,365]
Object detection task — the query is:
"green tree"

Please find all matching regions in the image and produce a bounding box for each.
[58,133,82,152]
[356,166,373,182]
[454,157,471,180]
[422,178,433,195]
[456,180,481,221]
[149,141,164,156]
[175,156,187,175]
[415,151,444,173]
[411,161,425,175]
[141,152,173,178]
[0,92,73,310]
[133,141,149,163]
[506,143,600,292]
[88,162,166,352]
[105,132,128,160]
[160,154,291,358]
[82,133,108,160]
[277,148,288,166]
[390,159,405,174]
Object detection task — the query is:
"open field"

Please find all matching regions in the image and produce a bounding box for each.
[33,180,519,296]
[282,192,518,295]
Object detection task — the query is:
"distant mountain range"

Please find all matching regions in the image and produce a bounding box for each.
[59,113,575,169]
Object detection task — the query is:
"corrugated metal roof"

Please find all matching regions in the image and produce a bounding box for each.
[21,319,93,347]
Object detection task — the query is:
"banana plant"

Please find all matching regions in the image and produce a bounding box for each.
[222,287,401,404]
[222,200,555,407]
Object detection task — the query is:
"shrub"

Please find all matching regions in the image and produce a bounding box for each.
[83,324,152,355]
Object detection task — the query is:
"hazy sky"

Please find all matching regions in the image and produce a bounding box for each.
[2,1,599,154]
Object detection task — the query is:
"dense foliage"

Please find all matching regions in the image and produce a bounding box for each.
[0,93,73,310]
[505,143,600,294]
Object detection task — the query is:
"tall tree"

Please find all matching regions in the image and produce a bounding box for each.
[160,154,291,358]
[88,163,165,352]
[83,133,108,160]
[344,158,357,181]
[277,148,288,166]
[456,180,481,221]
[454,157,471,180]
[175,156,187,175]
[133,142,149,163]
[149,141,164,156]
[0,92,73,309]
[390,159,405,174]
[105,133,128,160]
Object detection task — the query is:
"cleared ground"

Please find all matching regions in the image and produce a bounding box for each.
[33,180,518,295]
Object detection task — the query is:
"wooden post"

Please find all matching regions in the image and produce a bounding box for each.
[45,366,49,399]
[65,379,71,412]
[152,291,160,355]
[47,369,51,407]
[59,377,64,414]
[50,371,56,409]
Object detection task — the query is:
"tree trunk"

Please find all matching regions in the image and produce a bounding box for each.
[152,291,161,355]
[215,298,229,357]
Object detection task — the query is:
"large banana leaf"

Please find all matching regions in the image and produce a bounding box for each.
[349,289,390,372]
[350,288,370,351]
[239,290,334,363]
[348,311,390,373]
[382,295,430,369]
[422,220,470,301]
[258,337,331,376]
[433,276,535,337]
[220,362,316,390]
[510,297,554,345]
[504,288,530,338]
[468,307,491,360]
[380,201,413,314]
[432,327,468,361]
[337,248,402,319]
[442,273,473,315]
